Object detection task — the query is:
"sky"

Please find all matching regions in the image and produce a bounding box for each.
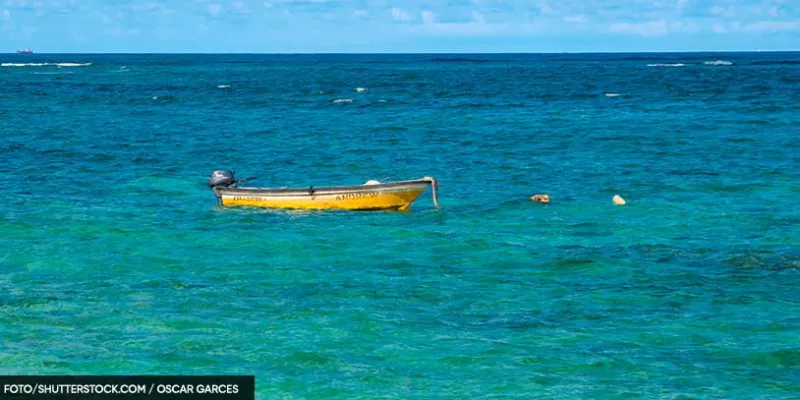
[1,0,798,53]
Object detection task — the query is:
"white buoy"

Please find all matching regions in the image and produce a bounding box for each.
[613,194,626,205]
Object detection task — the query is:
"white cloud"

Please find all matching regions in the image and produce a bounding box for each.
[131,3,158,12]
[420,22,506,36]
[263,1,272,8]
[208,3,221,16]
[471,11,484,24]
[2,9,9,19]
[391,7,410,21]
[105,27,140,37]
[232,0,249,13]
[608,20,669,36]
[712,23,728,33]
[743,20,800,32]
[669,20,700,32]
[563,15,586,23]
[709,6,724,15]
[421,10,435,24]
[675,0,688,16]
[539,3,555,15]
[408,20,557,38]
[353,9,368,18]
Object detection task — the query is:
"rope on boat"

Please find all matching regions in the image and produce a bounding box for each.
[422,176,440,210]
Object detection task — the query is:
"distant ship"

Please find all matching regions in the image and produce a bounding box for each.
[16,48,33,54]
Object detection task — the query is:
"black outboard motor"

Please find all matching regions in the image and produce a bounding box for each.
[208,170,237,188]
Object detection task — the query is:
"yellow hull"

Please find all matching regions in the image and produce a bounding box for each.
[213,179,436,211]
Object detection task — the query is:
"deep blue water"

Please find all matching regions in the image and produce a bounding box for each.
[1,53,798,399]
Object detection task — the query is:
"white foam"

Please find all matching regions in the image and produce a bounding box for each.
[332,98,353,103]
[217,84,231,89]
[647,63,685,67]
[355,87,367,93]
[605,93,621,97]
[1,62,92,67]
[704,60,734,66]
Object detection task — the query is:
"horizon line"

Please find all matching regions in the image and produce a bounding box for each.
[6,50,800,55]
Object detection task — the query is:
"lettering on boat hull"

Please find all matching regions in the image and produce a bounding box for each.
[231,196,263,202]
[335,192,379,201]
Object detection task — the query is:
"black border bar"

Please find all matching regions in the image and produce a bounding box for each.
[0,376,254,400]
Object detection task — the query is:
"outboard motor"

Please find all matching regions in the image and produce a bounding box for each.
[208,170,237,188]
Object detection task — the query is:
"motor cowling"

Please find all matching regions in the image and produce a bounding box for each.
[208,170,236,188]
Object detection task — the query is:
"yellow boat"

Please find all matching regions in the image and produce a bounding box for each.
[208,170,440,211]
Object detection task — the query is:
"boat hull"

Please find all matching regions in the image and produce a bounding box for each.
[214,180,431,211]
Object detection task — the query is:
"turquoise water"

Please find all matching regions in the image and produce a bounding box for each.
[1,53,798,399]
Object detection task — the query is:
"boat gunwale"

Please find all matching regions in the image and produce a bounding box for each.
[215,179,430,196]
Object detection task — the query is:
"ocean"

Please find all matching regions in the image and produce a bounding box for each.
[0,53,798,399]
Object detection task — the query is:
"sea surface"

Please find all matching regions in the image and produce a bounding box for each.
[1,53,798,399]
